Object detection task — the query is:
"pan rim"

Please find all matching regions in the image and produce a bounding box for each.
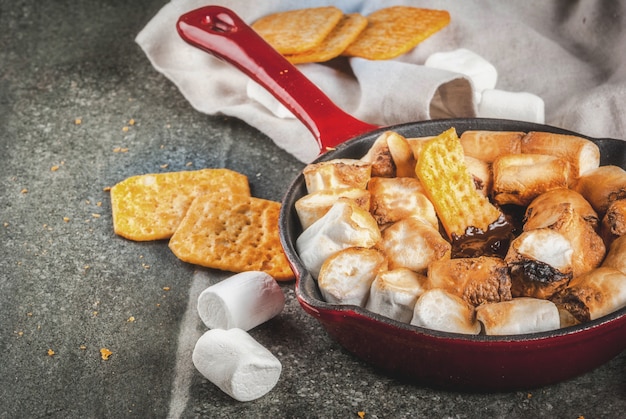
[280,117,626,344]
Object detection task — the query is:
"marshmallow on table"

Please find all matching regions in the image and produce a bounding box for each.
[478,89,545,124]
[193,328,282,402]
[425,48,498,103]
[197,271,285,331]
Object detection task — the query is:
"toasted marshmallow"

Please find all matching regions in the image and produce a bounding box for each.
[426,256,512,307]
[406,136,435,161]
[505,228,574,299]
[575,165,626,215]
[525,188,599,230]
[385,131,418,178]
[303,159,372,193]
[464,155,492,197]
[361,132,396,177]
[295,187,370,231]
[459,130,523,163]
[522,131,600,185]
[368,177,437,227]
[602,235,626,275]
[601,200,626,247]
[378,216,451,274]
[523,203,605,277]
[476,298,560,335]
[552,267,626,323]
[365,268,428,323]
[492,153,570,206]
[318,247,387,306]
[296,198,381,278]
[410,289,481,335]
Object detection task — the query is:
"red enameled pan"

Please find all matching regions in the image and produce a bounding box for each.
[177,6,626,391]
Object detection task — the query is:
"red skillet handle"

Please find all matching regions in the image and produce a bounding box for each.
[176,6,380,152]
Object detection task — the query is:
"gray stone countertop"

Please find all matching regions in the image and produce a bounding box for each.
[1,1,625,418]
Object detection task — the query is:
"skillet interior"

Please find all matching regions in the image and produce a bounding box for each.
[280,118,626,389]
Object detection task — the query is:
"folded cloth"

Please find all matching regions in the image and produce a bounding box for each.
[136,0,626,163]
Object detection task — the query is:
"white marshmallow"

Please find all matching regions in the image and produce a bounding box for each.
[476,298,560,335]
[410,289,481,335]
[425,48,498,102]
[192,328,282,402]
[197,271,285,331]
[366,268,427,323]
[296,199,381,278]
[317,247,386,306]
[478,89,545,124]
[246,79,295,119]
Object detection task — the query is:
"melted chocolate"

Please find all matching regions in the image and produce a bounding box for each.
[451,214,517,258]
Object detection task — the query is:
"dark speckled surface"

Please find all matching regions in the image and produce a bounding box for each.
[1,1,625,418]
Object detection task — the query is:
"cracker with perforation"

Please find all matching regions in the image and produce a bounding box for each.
[415,128,502,240]
[343,6,451,60]
[286,13,368,64]
[252,6,343,55]
[111,169,250,241]
[168,193,294,281]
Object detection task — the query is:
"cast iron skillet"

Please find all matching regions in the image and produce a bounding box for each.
[177,6,626,391]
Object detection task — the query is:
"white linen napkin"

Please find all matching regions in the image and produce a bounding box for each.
[136,0,626,163]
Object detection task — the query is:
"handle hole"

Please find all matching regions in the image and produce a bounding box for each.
[200,12,237,33]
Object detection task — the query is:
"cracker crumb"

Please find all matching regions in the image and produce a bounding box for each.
[47,349,55,357]
[122,126,129,132]
[92,213,101,218]
[127,316,135,323]
[100,348,113,360]
[74,118,82,125]
[357,412,366,418]
[51,165,59,172]
[162,286,170,291]
[79,345,87,350]
[20,188,28,194]
[185,162,193,167]
[63,217,70,223]
[129,118,135,126]
[160,164,169,169]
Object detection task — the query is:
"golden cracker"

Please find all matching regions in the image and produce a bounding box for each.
[344,6,451,60]
[286,13,368,64]
[111,169,250,241]
[252,7,343,55]
[415,128,501,239]
[168,194,294,281]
